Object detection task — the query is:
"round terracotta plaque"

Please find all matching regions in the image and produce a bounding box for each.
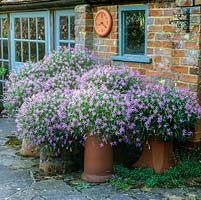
[94,9,113,37]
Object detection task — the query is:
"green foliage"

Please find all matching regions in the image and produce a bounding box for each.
[110,160,201,190]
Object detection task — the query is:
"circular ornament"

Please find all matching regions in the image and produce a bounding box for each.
[94,9,113,37]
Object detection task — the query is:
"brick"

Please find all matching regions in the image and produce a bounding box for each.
[176,0,193,6]
[161,72,175,80]
[183,42,198,49]
[181,58,198,66]
[149,10,164,16]
[141,64,153,69]
[189,67,200,75]
[172,50,186,57]
[148,33,155,40]
[164,9,175,16]
[171,66,189,73]
[175,81,189,88]
[163,25,176,32]
[195,0,201,5]
[153,56,162,62]
[179,74,198,83]
[155,18,170,25]
[148,26,163,32]
[147,48,154,54]
[146,70,161,77]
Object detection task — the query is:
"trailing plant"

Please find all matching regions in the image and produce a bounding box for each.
[124,83,201,142]
[79,64,144,93]
[64,88,131,146]
[3,47,96,116]
[16,89,80,154]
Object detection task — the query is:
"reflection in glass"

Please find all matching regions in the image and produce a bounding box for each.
[15,41,21,62]
[38,42,45,60]
[23,42,29,62]
[30,42,37,62]
[70,16,75,40]
[2,18,8,38]
[22,18,28,39]
[30,18,36,40]
[0,42,2,59]
[3,40,8,60]
[15,18,21,39]
[59,42,68,47]
[60,16,68,40]
[70,43,75,48]
[38,17,45,40]
[123,10,145,55]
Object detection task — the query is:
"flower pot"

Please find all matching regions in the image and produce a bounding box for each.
[82,135,113,183]
[20,139,39,157]
[133,136,176,174]
[39,149,76,174]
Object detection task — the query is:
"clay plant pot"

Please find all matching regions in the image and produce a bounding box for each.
[133,136,176,174]
[82,135,113,183]
[20,139,39,157]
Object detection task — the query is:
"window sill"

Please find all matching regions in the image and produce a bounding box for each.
[111,55,152,63]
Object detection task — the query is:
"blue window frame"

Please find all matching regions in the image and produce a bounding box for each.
[111,5,151,63]
[10,11,50,70]
[55,10,75,49]
[0,14,9,110]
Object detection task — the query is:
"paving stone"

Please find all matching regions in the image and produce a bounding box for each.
[106,193,133,200]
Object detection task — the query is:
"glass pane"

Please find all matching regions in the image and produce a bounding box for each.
[15,41,21,62]
[59,42,68,47]
[15,18,21,39]
[70,43,75,48]
[0,81,3,97]
[30,42,37,62]
[38,43,45,60]
[123,10,145,55]
[60,16,68,40]
[70,16,75,40]
[0,41,2,59]
[3,61,9,80]
[2,18,8,38]
[38,17,45,40]
[23,42,29,62]
[30,18,36,40]
[22,17,28,39]
[3,40,8,60]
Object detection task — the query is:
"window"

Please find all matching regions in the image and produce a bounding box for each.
[55,10,75,49]
[111,5,151,63]
[0,14,9,111]
[10,11,50,70]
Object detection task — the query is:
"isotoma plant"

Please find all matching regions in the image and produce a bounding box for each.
[63,88,131,147]
[16,89,79,154]
[125,83,201,142]
[3,47,96,116]
[79,65,144,93]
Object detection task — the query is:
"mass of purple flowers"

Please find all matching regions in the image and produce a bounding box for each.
[3,47,96,116]
[4,47,201,154]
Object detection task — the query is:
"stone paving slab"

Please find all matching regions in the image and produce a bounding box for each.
[0,118,201,200]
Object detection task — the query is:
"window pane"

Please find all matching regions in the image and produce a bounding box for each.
[30,42,37,62]
[70,16,75,40]
[60,16,68,40]
[23,42,29,62]
[59,42,68,47]
[22,17,28,39]
[123,10,145,55]
[38,17,45,40]
[30,18,36,40]
[2,18,8,38]
[3,61,9,79]
[15,18,21,39]
[3,40,8,60]
[70,43,75,48]
[38,42,45,60]
[0,41,2,59]
[15,41,21,62]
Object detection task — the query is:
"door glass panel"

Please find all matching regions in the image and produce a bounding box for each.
[30,42,37,62]
[60,16,68,40]
[38,42,45,60]
[15,41,22,62]
[23,42,29,62]
[22,17,28,39]
[3,40,8,60]
[15,18,21,39]
[30,18,36,40]
[3,61,9,79]
[70,16,75,40]
[0,42,2,59]
[38,17,45,40]
[2,18,8,38]
[70,43,75,48]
